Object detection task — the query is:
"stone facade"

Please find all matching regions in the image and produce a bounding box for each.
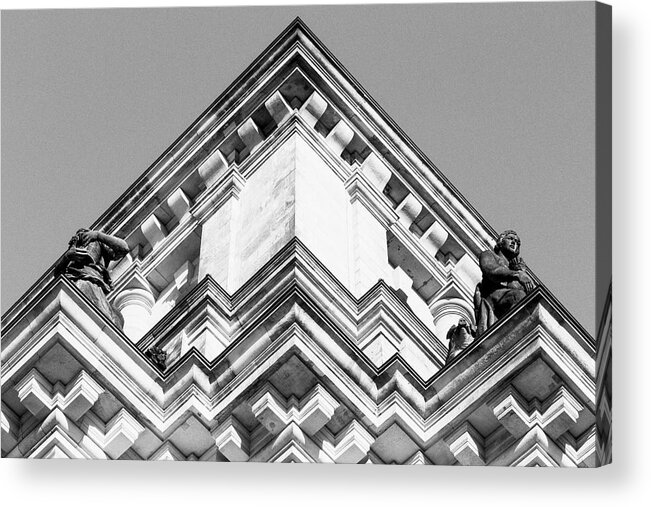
[1,19,602,465]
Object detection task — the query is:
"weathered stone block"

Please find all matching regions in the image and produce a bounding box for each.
[264,90,292,127]
[214,415,250,462]
[167,188,191,220]
[141,214,167,250]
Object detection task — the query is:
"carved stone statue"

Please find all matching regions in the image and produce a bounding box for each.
[54,228,129,328]
[474,230,534,336]
[146,346,168,371]
[446,318,476,363]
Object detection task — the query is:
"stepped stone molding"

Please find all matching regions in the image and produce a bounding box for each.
[445,421,486,466]
[213,415,250,461]
[490,385,583,440]
[150,441,188,461]
[80,409,145,459]
[249,383,339,436]
[316,420,375,464]
[15,369,104,421]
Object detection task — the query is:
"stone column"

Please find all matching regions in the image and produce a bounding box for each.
[114,287,155,342]
[430,297,475,339]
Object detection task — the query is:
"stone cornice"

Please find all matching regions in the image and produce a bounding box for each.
[2,263,595,450]
[86,18,497,255]
[1,19,593,349]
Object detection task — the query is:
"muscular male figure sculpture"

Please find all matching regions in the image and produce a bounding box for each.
[55,228,129,328]
[474,230,534,335]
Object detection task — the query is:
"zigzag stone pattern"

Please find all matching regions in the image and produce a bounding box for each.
[1,19,601,466]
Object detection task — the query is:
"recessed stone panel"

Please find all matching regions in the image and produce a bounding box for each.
[371,423,420,464]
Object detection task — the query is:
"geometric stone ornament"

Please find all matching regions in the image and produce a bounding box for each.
[27,426,91,460]
[489,384,583,440]
[318,420,375,464]
[512,445,559,467]
[167,415,215,458]
[149,441,188,461]
[371,423,421,464]
[420,220,449,257]
[251,422,321,463]
[15,369,104,421]
[197,148,228,189]
[359,331,400,368]
[403,450,433,465]
[557,427,597,467]
[80,408,145,459]
[444,421,486,466]
[249,382,339,436]
[213,415,250,462]
[9,408,100,460]
[488,425,575,467]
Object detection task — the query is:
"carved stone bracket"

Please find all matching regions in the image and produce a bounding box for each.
[444,421,486,466]
[213,415,250,462]
[359,152,392,192]
[249,382,339,436]
[489,384,583,440]
[15,369,104,421]
[298,90,328,128]
[322,420,375,464]
[264,90,292,127]
[325,120,355,156]
[80,408,145,459]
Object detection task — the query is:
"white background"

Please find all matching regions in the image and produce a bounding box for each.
[1,0,648,505]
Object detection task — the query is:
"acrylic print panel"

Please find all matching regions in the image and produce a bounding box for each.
[1,3,611,465]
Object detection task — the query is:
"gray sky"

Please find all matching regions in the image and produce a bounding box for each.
[1,3,599,334]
